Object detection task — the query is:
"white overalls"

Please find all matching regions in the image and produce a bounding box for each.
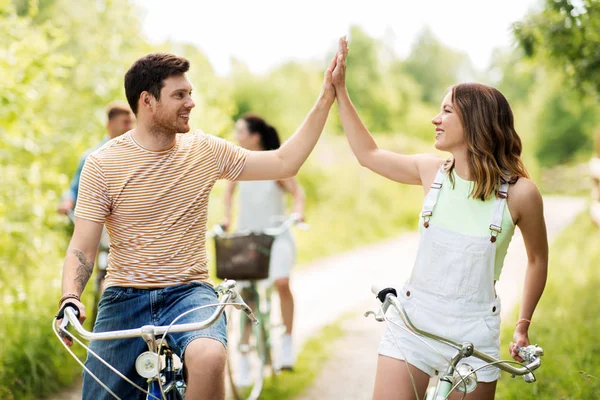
[379,168,509,382]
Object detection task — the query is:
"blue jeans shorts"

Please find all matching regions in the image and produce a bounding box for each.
[81,282,227,399]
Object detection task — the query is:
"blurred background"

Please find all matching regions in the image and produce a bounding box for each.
[1,0,599,399]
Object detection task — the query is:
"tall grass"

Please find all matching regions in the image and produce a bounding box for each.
[496,213,600,399]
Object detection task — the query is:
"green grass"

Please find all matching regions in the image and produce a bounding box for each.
[496,213,600,399]
[258,321,346,399]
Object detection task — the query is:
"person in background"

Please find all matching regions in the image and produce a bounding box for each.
[222,114,305,374]
[57,102,134,215]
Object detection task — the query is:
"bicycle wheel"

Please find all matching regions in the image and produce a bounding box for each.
[259,286,276,375]
[226,295,267,400]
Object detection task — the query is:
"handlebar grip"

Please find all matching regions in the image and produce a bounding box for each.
[212,224,226,237]
[56,303,81,320]
[371,285,398,303]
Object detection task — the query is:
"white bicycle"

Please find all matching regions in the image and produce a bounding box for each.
[367,285,544,400]
[54,280,256,400]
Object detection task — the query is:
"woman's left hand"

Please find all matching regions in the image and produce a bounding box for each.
[509,328,530,362]
[332,36,348,93]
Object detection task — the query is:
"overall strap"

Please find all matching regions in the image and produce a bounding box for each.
[420,168,447,228]
[489,182,509,243]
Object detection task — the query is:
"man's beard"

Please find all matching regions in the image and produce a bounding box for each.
[150,111,184,135]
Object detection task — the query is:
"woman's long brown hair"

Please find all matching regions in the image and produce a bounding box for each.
[445,83,529,200]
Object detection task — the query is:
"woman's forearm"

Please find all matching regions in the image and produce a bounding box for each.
[517,259,548,331]
[224,192,234,221]
[336,88,379,165]
[293,186,305,214]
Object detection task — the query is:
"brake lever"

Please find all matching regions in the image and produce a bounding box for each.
[364,310,386,322]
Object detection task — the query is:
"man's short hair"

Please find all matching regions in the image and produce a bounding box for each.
[124,53,190,115]
[106,101,132,120]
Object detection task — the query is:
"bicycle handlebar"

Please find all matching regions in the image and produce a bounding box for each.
[57,280,257,342]
[211,213,308,238]
[369,285,544,381]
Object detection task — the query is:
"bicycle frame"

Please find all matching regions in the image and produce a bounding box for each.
[214,213,306,400]
[367,286,543,400]
[240,281,276,363]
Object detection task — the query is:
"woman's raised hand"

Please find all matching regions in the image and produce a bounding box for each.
[332,36,348,94]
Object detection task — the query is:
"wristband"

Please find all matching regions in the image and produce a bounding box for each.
[515,318,531,327]
[58,293,80,307]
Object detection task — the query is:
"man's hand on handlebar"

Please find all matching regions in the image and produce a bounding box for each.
[56,298,87,347]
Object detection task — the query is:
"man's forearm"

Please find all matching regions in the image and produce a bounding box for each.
[277,95,333,176]
[62,247,96,296]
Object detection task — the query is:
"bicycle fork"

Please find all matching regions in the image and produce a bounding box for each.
[426,343,477,399]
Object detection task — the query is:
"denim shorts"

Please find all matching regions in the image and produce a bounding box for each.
[81,282,227,400]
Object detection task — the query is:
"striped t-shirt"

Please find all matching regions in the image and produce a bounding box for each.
[75,130,249,289]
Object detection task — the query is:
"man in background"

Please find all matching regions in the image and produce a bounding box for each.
[57,102,134,214]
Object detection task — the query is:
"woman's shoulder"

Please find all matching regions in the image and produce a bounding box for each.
[508,177,541,200]
[507,177,543,223]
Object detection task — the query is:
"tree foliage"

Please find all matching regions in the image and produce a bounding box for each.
[514,0,600,95]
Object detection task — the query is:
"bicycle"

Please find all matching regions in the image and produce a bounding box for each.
[54,279,257,400]
[211,213,307,400]
[66,210,109,326]
[366,285,544,400]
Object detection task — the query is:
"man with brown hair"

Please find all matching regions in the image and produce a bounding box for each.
[57,101,134,214]
[57,47,340,400]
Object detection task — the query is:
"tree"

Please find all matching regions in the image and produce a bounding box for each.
[403,27,476,105]
[514,0,600,95]
[532,72,598,166]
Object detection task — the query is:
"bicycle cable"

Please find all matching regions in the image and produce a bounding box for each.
[54,300,244,400]
[155,301,250,399]
[52,321,161,400]
[379,302,456,399]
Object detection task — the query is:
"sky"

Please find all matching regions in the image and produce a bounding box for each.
[133,0,542,76]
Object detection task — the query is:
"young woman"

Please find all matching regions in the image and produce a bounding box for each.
[222,114,305,372]
[332,38,548,399]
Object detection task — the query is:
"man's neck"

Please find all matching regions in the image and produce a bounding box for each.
[132,122,177,151]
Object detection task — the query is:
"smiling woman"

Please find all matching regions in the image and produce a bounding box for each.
[331,37,548,400]
[432,83,529,201]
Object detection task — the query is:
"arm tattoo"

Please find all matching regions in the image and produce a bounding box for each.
[72,249,94,293]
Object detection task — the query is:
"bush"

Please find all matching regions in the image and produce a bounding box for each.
[496,214,600,399]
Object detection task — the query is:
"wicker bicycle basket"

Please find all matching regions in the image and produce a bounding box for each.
[213,233,275,280]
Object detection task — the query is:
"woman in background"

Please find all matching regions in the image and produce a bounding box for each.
[222,114,305,376]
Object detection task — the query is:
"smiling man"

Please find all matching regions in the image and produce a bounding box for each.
[57,50,340,399]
